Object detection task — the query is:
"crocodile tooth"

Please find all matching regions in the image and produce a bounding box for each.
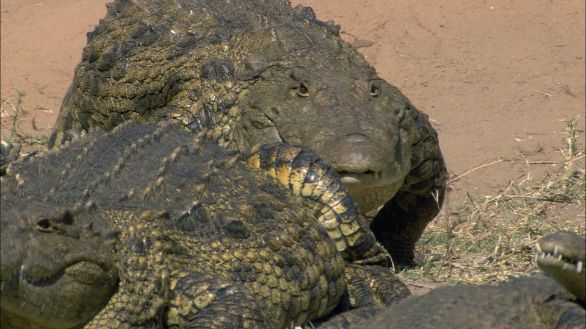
[19,265,25,282]
[577,261,583,273]
[553,245,559,256]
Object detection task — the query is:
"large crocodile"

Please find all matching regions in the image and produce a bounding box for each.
[1,121,409,329]
[318,231,586,328]
[49,0,447,265]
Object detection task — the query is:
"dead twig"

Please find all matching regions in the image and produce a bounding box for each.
[450,158,506,183]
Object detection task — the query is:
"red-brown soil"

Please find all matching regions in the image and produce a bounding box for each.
[2,0,584,211]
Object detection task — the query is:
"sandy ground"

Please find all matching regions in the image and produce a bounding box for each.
[1,0,585,210]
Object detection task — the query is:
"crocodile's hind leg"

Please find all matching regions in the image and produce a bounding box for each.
[311,264,410,328]
[340,264,410,308]
[166,272,271,329]
[371,107,447,266]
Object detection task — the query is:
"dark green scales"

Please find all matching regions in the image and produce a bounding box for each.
[1,122,409,329]
[50,0,447,266]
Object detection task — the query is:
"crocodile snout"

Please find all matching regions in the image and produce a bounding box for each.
[320,133,392,174]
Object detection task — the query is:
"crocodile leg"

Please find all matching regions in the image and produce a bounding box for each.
[83,254,168,329]
[340,264,410,308]
[166,273,270,329]
[310,264,409,328]
[371,108,447,266]
[537,299,586,329]
[84,211,170,329]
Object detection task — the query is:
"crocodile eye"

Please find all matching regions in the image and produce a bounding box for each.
[370,83,379,97]
[296,83,309,97]
[36,218,55,232]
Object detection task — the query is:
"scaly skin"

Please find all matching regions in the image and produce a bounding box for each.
[319,232,586,329]
[49,0,447,265]
[1,121,408,329]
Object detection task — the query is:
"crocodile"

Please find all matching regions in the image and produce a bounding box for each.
[1,121,410,329]
[318,231,586,328]
[49,0,447,265]
[537,231,585,304]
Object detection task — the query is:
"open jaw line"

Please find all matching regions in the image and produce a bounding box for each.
[338,169,393,187]
[536,244,584,274]
[18,260,108,287]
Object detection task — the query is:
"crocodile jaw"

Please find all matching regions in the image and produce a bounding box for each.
[1,260,118,329]
[536,231,586,303]
[341,170,406,216]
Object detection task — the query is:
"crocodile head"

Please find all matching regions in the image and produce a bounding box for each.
[0,203,118,329]
[235,55,413,214]
[537,231,585,304]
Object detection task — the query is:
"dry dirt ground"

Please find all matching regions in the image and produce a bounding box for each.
[1,0,584,286]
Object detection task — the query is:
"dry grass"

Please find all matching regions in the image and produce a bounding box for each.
[1,91,49,147]
[399,118,585,285]
[2,90,584,290]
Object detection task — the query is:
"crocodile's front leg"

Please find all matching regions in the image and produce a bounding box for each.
[84,211,170,329]
[165,272,270,329]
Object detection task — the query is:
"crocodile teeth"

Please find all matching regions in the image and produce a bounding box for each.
[553,245,559,256]
[19,265,25,282]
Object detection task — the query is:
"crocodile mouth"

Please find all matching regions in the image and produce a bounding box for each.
[536,244,584,275]
[536,232,586,304]
[337,166,408,215]
[338,168,402,188]
[1,259,118,328]
[20,260,112,287]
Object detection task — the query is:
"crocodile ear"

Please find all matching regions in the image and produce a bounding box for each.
[57,210,74,225]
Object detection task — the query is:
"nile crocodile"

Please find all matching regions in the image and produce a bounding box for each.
[1,121,409,329]
[49,0,447,265]
[318,231,586,328]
